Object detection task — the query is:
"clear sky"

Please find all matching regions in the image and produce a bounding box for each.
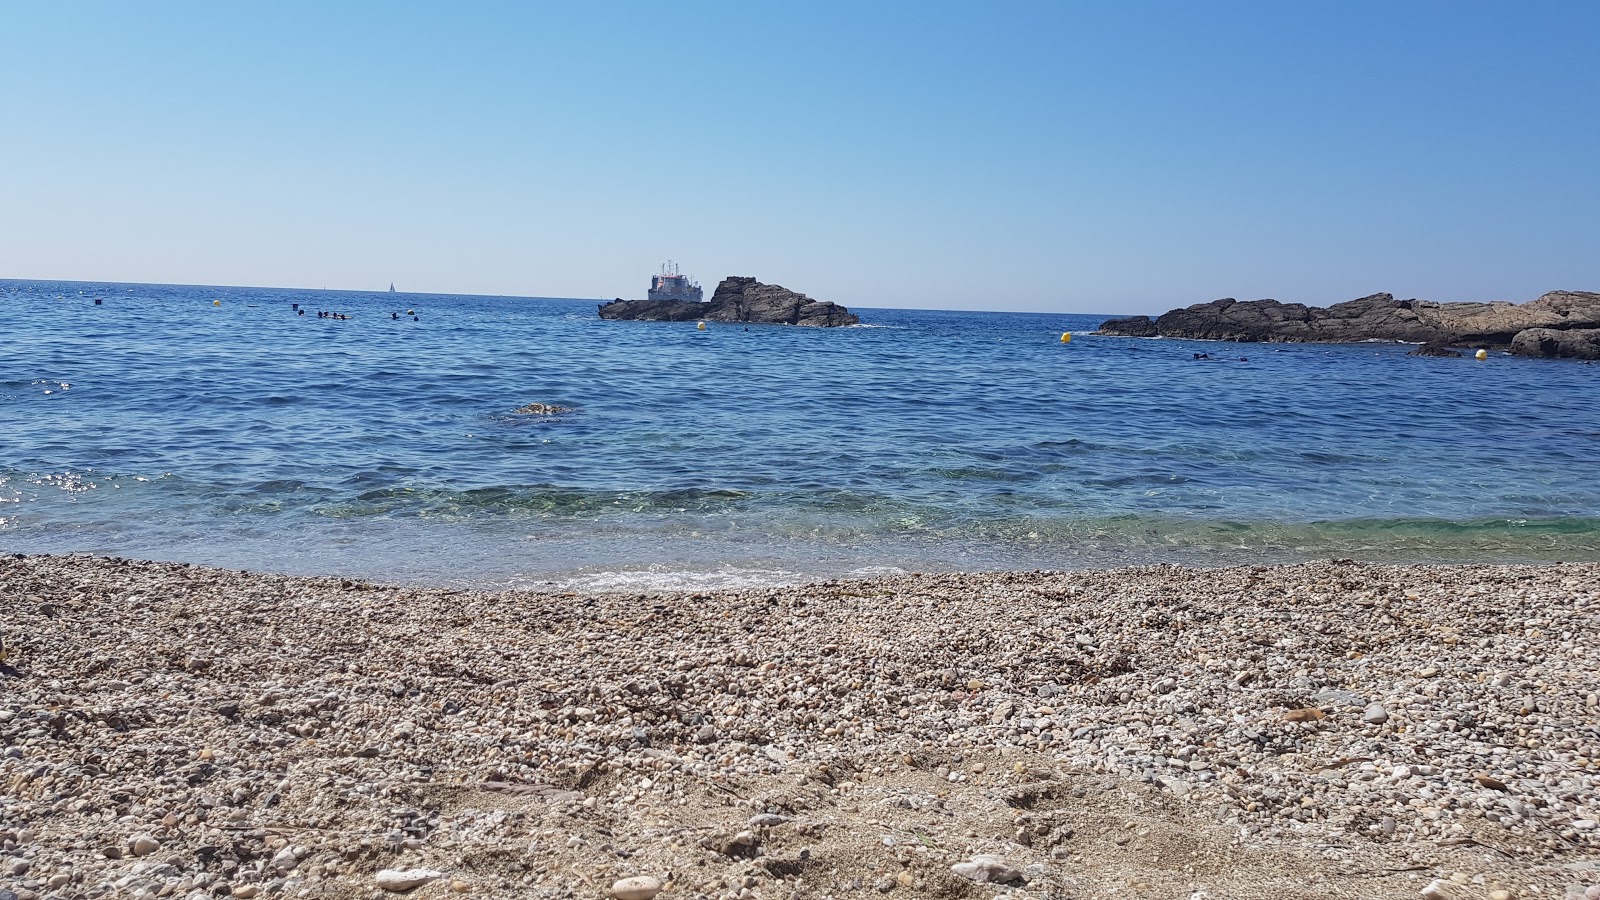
[3,2,1597,314]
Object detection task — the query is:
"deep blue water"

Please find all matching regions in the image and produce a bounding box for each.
[3,279,1598,590]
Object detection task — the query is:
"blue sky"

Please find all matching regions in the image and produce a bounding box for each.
[3,2,1596,314]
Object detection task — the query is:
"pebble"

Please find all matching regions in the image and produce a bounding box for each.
[375,869,444,892]
[129,835,161,857]
[1361,702,1389,725]
[609,876,663,900]
[951,855,1024,884]
[3,555,1599,900]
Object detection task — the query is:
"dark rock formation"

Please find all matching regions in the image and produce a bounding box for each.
[1510,327,1600,360]
[1407,342,1463,358]
[599,277,858,327]
[1097,315,1158,337]
[1096,290,1600,358]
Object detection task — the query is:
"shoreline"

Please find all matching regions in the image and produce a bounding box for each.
[2,554,1597,899]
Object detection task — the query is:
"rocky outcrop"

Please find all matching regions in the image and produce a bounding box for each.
[1510,327,1600,360]
[1097,290,1600,358]
[1096,315,1157,337]
[599,277,858,327]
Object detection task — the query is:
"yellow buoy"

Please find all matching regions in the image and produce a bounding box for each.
[213,299,221,306]
[1060,332,1072,343]
[1475,349,1488,360]
[697,321,707,331]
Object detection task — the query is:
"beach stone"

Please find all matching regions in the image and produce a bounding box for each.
[951,855,1024,884]
[609,875,663,900]
[1420,879,1469,899]
[375,869,444,892]
[130,835,161,856]
[231,886,260,899]
[1313,688,1366,708]
[1362,703,1389,725]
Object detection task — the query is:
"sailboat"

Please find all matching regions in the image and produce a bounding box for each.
[388,283,396,293]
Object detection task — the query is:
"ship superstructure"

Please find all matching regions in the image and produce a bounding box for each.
[647,261,703,302]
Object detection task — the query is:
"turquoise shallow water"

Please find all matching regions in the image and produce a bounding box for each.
[3,279,1598,589]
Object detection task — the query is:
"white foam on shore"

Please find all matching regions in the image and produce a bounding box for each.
[543,564,811,593]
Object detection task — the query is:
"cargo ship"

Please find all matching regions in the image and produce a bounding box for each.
[647,261,702,302]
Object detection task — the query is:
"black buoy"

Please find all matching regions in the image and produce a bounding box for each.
[94,298,102,305]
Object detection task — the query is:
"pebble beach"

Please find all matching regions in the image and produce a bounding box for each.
[3,554,1599,900]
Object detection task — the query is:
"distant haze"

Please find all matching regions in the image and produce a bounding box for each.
[2,4,1597,315]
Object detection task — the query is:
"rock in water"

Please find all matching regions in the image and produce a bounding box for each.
[609,876,664,900]
[599,276,859,327]
[951,855,1025,884]
[1096,289,1600,357]
[375,869,444,892]
[1510,326,1600,360]
[1096,314,1158,337]
[1407,342,1463,358]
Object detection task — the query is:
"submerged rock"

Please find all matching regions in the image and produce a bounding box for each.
[514,403,574,415]
[1407,341,1463,358]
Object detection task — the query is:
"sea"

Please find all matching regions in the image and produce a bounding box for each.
[4,280,1598,592]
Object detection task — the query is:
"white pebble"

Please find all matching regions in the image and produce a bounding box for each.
[375,869,444,892]
[610,875,663,900]
[951,855,1023,884]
